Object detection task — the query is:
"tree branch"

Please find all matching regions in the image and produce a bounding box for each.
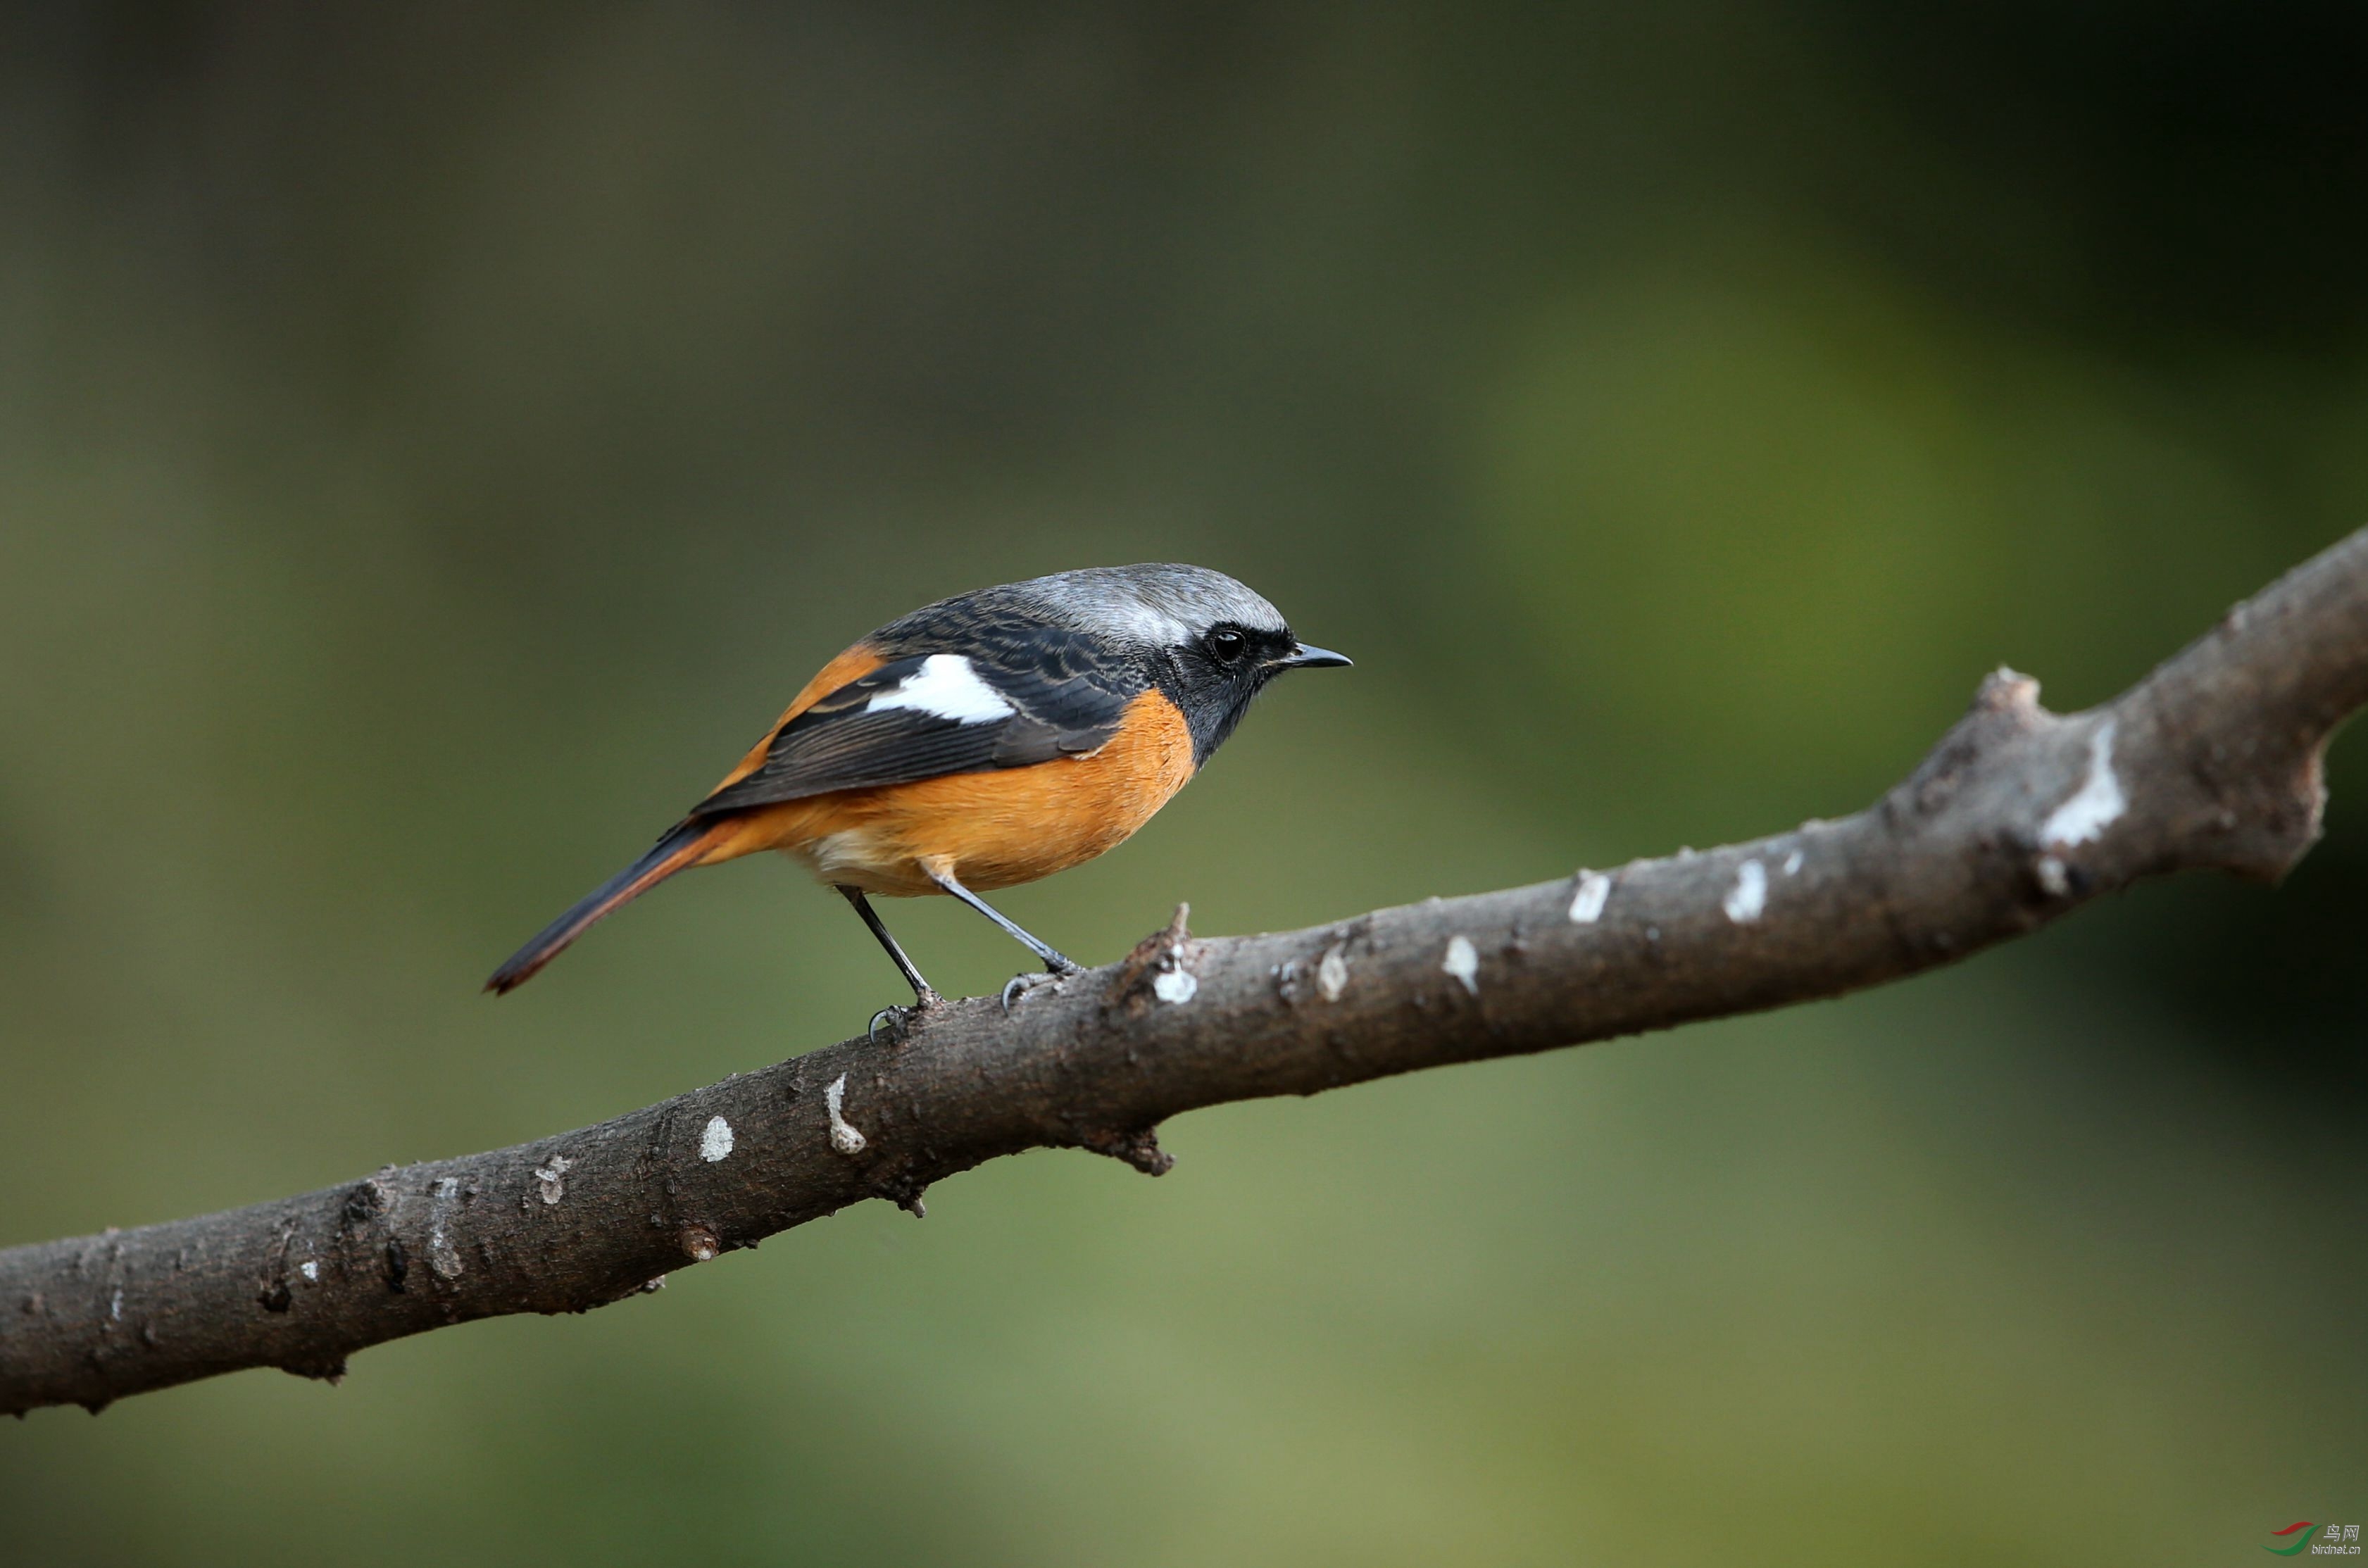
[9,527,2368,1419]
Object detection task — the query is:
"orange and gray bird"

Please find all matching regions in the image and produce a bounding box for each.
[486,564,1351,1013]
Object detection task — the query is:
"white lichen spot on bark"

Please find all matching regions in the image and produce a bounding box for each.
[534,1153,572,1202]
[2034,854,2071,897]
[1782,849,1804,876]
[1569,871,1612,923]
[825,1075,867,1156]
[428,1177,463,1280]
[2041,719,2127,848]
[699,1117,734,1163]
[1316,943,1351,1002]
[1443,935,1479,995]
[299,1260,319,1282]
[1724,859,1768,923]
[1151,925,1198,1004]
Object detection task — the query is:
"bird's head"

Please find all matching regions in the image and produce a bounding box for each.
[1016,563,1351,762]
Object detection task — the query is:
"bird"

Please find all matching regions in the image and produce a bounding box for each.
[485,563,1351,1016]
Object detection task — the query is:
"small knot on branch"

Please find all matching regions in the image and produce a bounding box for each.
[1104,904,1197,1019]
[339,1178,389,1232]
[1077,1127,1174,1177]
[1901,667,2060,816]
[280,1355,347,1385]
[1974,665,2043,717]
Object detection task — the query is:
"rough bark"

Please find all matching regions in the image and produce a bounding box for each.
[8,527,2368,1419]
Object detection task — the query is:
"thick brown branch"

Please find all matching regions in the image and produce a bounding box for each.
[8,528,2368,1418]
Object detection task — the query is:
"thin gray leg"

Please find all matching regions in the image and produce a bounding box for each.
[922,865,1082,974]
[837,886,940,1003]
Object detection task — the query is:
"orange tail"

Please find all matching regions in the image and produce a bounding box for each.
[486,821,719,994]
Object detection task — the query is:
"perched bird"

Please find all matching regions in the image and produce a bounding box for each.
[487,564,1350,1012]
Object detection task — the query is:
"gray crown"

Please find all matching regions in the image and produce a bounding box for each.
[1007,563,1288,646]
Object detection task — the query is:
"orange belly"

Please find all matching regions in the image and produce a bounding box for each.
[691,688,1196,896]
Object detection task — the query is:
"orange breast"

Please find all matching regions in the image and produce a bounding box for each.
[695,689,1198,896]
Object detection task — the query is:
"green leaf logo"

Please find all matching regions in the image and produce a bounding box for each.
[2268,1524,2319,1557]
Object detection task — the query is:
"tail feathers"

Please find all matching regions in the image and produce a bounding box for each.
[486,822,713,994]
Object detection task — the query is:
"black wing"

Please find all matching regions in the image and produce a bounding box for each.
[689,635,1138,817]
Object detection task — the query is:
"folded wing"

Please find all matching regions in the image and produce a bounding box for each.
[689,641,1136,817]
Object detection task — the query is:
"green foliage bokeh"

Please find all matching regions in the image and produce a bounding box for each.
[3,5,2365,1563]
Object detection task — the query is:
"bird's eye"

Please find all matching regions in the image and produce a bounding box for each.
[1205,626,1247,663]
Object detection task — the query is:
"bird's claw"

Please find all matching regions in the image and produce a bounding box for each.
[1001,970,1069,1013]
[868,990,943,1046]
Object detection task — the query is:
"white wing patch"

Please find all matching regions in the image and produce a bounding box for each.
[865,654,1015,724]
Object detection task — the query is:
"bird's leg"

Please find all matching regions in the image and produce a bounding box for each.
[922,865,1081,972]
[920,864,1082,1011]
[838,886,941,1043]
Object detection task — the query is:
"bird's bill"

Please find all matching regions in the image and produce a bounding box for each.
[1276,643,1353,670]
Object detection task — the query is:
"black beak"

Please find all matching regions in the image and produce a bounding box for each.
[1277,642,1353,670]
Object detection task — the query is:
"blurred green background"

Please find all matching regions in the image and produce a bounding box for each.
[4,4,2366,1563]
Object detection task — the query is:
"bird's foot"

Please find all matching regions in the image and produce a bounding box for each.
[1000,965,1075,1013]
[869,988,944,1046]
[1001,954,1082,1012]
